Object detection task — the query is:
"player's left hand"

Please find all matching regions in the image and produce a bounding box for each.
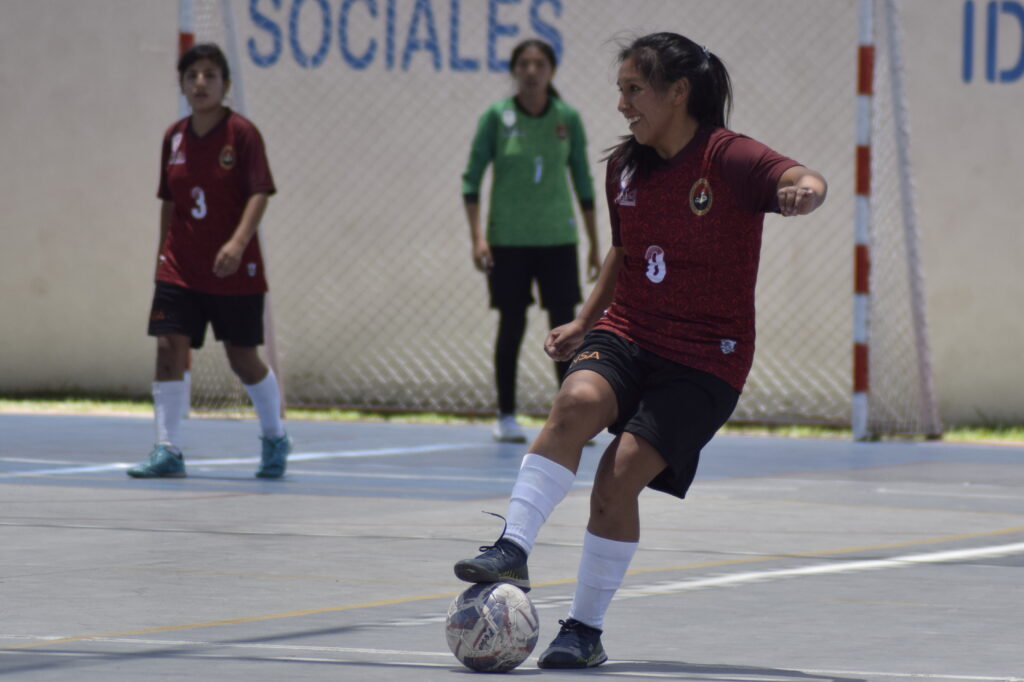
[213,241,244,277]
[777,186,820,217]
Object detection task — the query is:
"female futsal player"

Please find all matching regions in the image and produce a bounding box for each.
[128,43,290,479]
[454,32,827,667]
[461,39,600,443]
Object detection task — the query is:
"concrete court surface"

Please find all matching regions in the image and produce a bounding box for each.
[0,412,1022,681]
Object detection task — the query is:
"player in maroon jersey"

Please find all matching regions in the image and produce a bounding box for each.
[127,43,290,479]
[454,32,827,668]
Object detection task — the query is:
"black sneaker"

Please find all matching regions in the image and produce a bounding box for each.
[453,515,530,591]
[537,618,608,669]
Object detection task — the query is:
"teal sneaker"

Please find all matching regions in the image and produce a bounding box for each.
[537,618,608,669]
[256,434,291,479]
[127,444,186,478]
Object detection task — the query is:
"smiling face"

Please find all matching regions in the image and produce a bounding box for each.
[180,58,229,116]
[512,45,555,98]
[617,56,690,158]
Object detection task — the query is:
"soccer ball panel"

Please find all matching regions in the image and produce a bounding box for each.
[445,583,540,672]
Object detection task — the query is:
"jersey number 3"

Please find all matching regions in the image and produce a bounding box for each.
[190,187,207,219]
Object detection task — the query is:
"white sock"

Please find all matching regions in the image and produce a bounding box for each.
[245,368,285,439]
[181,370,191,419]
[567,531,638,630]
[504,453,575,553]
[153,380,187,452]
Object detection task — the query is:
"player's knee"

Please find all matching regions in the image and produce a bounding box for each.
[552,379,606,417]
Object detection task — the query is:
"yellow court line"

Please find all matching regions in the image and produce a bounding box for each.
[5,524,1023,650]
[2,592,459,651]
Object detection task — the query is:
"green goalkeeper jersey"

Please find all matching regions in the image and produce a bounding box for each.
[462,96,595,247]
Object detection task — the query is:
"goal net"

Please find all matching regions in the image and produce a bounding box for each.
[182,0,941,437]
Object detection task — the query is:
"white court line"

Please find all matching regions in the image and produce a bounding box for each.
[284,468,596,486]
[0,443,486,479]
[876,487,1020,501]
[619,541,1024,597]
[1,637,1020,680]
[0,457,82,465]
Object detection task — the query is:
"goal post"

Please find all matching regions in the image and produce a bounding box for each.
[182,0,941,438]
[856,0,942,438]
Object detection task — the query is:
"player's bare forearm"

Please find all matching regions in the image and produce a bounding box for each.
[214,193,268,277]
[777,166,827,216]
[581,207,600,280]
[577,246,622,328]
[229,192,269,249]
[544,247,622,360]
[464,198,491,272]
[156,201,174,276]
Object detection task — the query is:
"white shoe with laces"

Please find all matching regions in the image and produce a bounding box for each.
[493,414,527,443]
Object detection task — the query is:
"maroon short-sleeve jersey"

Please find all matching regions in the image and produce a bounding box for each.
[594,127,799,392]
[156,110,276,295]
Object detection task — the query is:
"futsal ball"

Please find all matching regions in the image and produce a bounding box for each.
[445,583,540,672]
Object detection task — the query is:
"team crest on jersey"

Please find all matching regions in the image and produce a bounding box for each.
[720,339,737,355]
[644,245,666,283]
[689,178,712,216]
[219,145,236,170]
[169,132,185,165]
[555,124,568,140]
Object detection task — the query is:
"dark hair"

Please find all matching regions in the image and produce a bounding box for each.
[509,39,561,100]
[177,42,230,83]
[607,32,732,176]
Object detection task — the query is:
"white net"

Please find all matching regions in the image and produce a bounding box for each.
[184,0,938,434]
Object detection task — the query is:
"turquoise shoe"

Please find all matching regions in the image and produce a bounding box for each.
[127,444,186,478]
[256,434,291,479]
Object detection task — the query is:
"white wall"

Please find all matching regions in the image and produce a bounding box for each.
[1,0,176,395]
[1,0,1021,425]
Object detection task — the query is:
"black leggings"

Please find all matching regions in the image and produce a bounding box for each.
[495,302,575,415]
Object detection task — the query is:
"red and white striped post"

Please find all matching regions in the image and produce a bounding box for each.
[853,0,874,440]
[177,0,195,418]
[178,0,195,117]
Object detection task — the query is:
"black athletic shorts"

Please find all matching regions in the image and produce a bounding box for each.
[565,330,740,499]
[147,281,264,349]
[487,244,582,310]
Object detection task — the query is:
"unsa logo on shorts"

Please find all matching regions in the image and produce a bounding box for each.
[572,350,601,365]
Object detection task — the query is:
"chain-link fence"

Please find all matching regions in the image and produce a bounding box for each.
[187,0,936,433]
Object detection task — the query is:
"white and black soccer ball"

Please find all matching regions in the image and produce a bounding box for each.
[445,583,540,672]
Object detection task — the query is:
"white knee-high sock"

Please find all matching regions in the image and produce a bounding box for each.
[153,380,187,451]
[568,531,638,630]
[504,453,575,553]
[181,370,191,419]
[244,368,285,439]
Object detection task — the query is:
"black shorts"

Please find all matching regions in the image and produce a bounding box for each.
[147,282,265,349]
[565,330,739,499]
[487,244,582,310]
